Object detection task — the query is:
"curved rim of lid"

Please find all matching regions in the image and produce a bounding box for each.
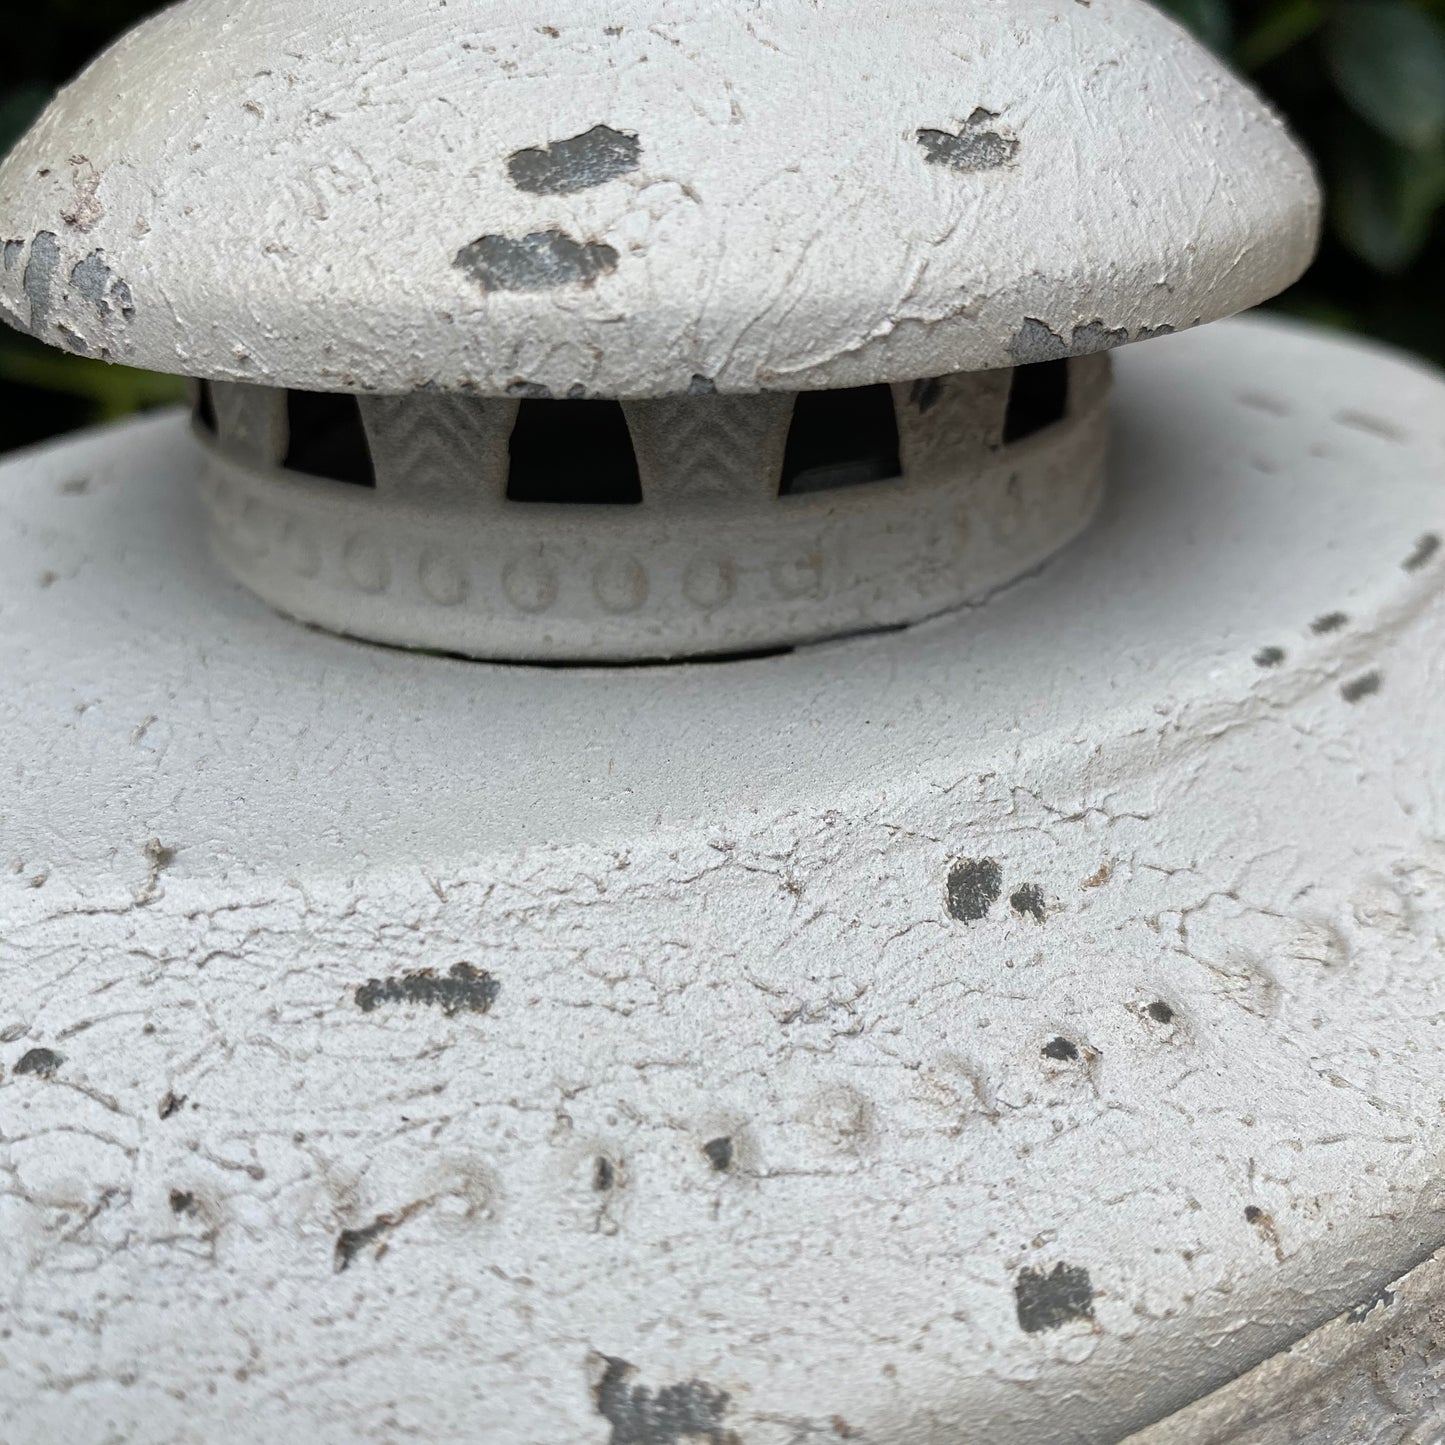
[0,0,1321,396]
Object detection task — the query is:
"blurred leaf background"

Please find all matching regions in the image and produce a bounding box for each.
[2,0,1445,452]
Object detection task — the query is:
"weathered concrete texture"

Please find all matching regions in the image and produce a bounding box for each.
[1126,1246,1445,1443]
[196,358,1110,661]
[1,318,1443,1441]
[0,0,1317,395]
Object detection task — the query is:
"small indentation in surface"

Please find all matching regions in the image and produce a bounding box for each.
[1334,409,1407,443]
[1146,1000,1175,1025]
[1237,391,1290,417]
[702,1136,734,1173]
[779,385,901,495]
[1404,533,1441,572]
[508,399,642,504]
[1341,671,1381,703]
[1003,360,1069,443]
[284,391,376,487]
[1041,1036,1079,1062]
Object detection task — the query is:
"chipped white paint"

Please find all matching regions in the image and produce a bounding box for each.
[0,0,1317,396]
[2,317,1444,1440]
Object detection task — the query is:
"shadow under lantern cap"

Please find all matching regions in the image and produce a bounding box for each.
[0,0,1320,397]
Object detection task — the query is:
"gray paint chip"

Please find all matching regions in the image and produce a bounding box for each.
[918,108,1019,172]
[507,125,642,195]
[1015,1262,1096,1332]
[454,229,620,292]
[593,1356,738,1445]
[22,231,61,336]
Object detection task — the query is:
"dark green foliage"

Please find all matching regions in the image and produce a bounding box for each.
[1153,0,1445,362]
[2,1,1444,453]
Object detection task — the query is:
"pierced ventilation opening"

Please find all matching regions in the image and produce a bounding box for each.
[194,381,217,435]
[780,384,902,495]
[506,399,642,504]
[1004,360,1070,444]
[283,390,376,487]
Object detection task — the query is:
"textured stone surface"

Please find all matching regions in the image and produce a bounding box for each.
[0,0,1317,396]
[196,358,1111,660]
[1,317,1443,1441]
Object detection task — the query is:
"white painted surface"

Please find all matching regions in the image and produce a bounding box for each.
[1,316,1443,1441]
[0,0,1318,396]
[199,359,1110,660]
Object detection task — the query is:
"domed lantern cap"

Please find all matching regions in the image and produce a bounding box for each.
[0,0,1318,398]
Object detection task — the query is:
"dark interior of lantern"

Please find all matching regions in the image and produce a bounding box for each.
[507,398,643,504]
[284,391,376,487]
[779,384,903,496]
[195,381,217,435]
[196,365,1077,500]
[1003,360,1070,443]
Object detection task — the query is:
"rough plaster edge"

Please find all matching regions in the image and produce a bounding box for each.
[1125,1245,1445,1444]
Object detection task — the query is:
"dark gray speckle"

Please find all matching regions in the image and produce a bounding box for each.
[1341,671,1382,703]
[1015,1263,1095,1333]
[354,962,499,1017]
[1254,646,1286,669]
[15,1046,63,1078]
[507,125,642,195]
[454,230,619,293]
[917,108,1019,172]
[169,1189,197,1216]
[1404,533,1441,572]
[22,231,60,336]
[947,857,1002,922]
[1312,612,1349,635]
[1010,316,1171,366]
[1147,1000,1175,1025]
[702,1136,733,1173]
[1010,883,1046,923]
[1042,1036,1079,1062]
[594,1356,739,1445]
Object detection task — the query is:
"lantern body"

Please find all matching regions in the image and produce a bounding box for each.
[2,316,1444,1441]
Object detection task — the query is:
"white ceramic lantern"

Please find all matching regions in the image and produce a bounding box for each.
[1,0,1443,1440]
